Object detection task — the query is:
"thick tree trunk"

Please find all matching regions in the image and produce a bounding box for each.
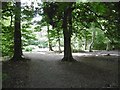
[62,6,75,62]
[47,24,53,51]
[12,2,22,60]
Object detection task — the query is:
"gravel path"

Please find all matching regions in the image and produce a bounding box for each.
[2,51,119,88]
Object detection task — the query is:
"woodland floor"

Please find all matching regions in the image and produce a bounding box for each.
[2,50,120,88]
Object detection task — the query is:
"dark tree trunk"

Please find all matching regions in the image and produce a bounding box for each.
[62,5,75,62]
[12,2,22,60]
[47,24,53,51]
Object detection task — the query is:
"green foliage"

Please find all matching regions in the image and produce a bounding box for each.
[93,29,108,50]
[2,25,14,57]
[38,41,48,48]
[2,2,120,58]
[2,2,38,56]
[21,25,37,47]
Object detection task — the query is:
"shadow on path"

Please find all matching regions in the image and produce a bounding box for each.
[2,51,119,88]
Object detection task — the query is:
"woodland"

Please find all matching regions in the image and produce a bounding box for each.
[1,1,120,88]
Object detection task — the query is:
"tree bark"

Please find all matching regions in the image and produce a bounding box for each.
[12,2,22,60]
[62,5,75,62]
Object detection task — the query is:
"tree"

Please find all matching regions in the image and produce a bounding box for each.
[62,3,75,61]
[56,27,62,53]
[89,30,95,52]
[11,2,23,60]
[47,23,54,51]
[3,1,120,60]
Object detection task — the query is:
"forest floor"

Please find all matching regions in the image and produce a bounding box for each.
[2,50,119,88]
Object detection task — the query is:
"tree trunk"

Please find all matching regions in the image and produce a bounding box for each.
[12,2,22,60]
[85,37,87,50]
[106,41,110,51]
[84,31,87,50]
[57,29,62,53]
[78,38,81,50]
[62,6,75,62]
[47,24,53,51]
[89,30,95,52]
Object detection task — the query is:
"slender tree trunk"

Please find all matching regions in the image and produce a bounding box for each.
[12,2,22,60]
[84,32,87,50]
[106,41,110,51]
[106,40,114,51]
[62,6,75,62]
[111,40,115,50]
[89,30,95,52]
[47,24,53,51]
[78,38,81,50]
[57,29,62,53]
[85,37,87,50]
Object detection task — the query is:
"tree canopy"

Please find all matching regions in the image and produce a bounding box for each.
[1,1,120,61]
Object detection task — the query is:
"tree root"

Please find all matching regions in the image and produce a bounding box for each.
[61,57,77,62]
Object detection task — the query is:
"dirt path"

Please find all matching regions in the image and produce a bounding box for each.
[2,51,119,88]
